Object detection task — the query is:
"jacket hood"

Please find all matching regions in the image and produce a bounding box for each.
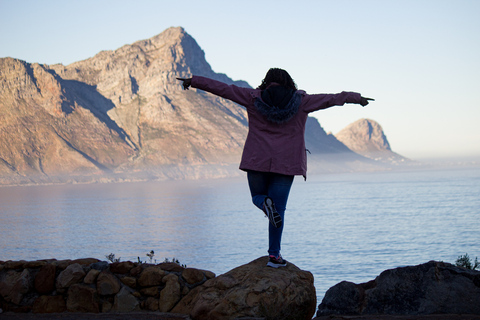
[254,86,302,124]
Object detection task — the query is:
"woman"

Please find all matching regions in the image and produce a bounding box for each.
[177,68,373,268]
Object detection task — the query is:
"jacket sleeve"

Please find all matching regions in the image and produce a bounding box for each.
[191,76,255,107]
[301,91,362,113]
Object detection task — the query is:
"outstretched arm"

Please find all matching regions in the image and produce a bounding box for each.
[177,76,254,107]
[302,91,374,113]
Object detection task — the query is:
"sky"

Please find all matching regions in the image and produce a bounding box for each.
[1,0,479,160]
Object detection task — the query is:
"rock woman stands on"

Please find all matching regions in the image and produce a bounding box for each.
[177,68,373,268]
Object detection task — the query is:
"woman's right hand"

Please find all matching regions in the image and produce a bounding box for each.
[360,96,374,106]
[176,77,192,90]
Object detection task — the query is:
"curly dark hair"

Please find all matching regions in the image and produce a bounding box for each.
[257,68,297,90]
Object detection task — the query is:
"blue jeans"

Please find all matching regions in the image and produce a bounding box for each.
[247,170,294,257]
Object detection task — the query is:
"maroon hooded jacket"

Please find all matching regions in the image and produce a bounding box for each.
[190,75,362,179]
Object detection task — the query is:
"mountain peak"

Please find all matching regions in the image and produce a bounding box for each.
[148,26,189,48]
[336,118,390,152]
[50,26,247,105]
[335,118,407,163]
[134,26,212,75]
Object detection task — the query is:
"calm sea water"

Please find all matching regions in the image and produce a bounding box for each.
[1,167,479,303]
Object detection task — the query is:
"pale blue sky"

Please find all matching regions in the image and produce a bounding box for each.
[1,0,479,160]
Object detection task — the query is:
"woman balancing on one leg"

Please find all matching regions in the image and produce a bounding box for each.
[177,68,373,268]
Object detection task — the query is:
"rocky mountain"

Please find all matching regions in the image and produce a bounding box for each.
[0,27,403,186]
[335,118,408,163]
[0,27,250,185]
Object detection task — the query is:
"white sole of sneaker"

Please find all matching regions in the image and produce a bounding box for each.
[264,197,282,228]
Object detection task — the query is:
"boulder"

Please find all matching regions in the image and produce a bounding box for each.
[159,262,186,273]
[140,286,160,297]
[84,269,100,284]
[129,264,145,277]
[317,261,480,316]
[110,261,135,274]
[138,266,165,287]
[182,268,206,285]
[0,269,32,305]
[96,271,121,295]
[159,273,181,312]
[56,263,85,289]
[144,296,159,311]
[120,276,137,288]
[66,284,100,313]
[172,256,316,320]
[112,286,140,312]
[34,263,56,294]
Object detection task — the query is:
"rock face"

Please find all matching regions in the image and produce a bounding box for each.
[335,118,407,163]
[317,261,480,316]
[172,256,317,320]
[0,27,249,185]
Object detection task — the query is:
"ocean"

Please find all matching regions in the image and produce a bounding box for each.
[1,166,479,303]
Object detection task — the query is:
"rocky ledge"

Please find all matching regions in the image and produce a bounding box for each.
[317,261,480,317]
[0,256,316,319]
[2,258,479,320]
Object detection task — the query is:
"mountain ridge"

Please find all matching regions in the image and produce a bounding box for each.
[0,27,404,186]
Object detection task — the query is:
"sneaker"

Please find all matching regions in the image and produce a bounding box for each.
[263,197,282,228]
[267,255,287,268]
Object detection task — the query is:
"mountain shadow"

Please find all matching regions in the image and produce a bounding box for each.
[47,69,137,150]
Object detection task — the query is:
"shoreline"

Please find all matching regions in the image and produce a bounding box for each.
[2,160,479,188]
